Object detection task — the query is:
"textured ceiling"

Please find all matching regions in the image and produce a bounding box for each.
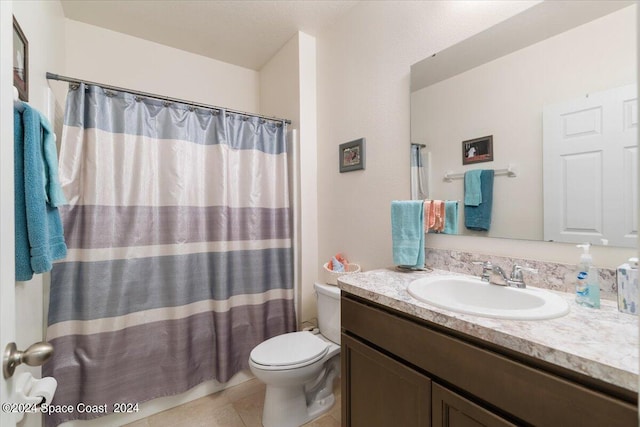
[61,0,359,70]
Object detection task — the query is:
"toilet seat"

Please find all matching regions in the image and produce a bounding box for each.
[250,331,329,370]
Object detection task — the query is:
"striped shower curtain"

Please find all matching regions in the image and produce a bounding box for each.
[43,84,296,426]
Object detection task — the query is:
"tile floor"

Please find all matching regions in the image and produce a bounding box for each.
[123,377,341,427]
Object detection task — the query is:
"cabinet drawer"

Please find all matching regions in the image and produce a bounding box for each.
[342,333,431,427]
[342,295,636,427]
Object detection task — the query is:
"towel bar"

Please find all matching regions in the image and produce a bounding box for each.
[444,164,517,182]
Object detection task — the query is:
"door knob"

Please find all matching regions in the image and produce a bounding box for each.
[3,342,54,379]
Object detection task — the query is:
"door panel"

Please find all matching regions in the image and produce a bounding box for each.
[622,146,638,238]
[561,151,603,233]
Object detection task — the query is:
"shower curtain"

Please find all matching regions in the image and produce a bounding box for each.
[411,144,428,200]
[43,83,296,426]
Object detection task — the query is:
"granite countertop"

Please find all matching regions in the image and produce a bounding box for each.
[337,268,639,393]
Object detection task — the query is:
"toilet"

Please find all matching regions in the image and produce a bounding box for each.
[249,282,341,427]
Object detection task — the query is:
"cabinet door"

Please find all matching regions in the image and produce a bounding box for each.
[342,333,431,427]
[432,383,516,427]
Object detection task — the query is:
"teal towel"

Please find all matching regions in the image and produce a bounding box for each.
[391,200,425,268]
[464,170,494,231]
[14,104,67,281]
[443,200,459,235]
[464,170,482,206]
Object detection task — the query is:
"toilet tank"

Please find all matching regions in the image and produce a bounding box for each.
[314,282,341,344]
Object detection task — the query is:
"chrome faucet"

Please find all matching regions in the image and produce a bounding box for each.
[473,261,537,288]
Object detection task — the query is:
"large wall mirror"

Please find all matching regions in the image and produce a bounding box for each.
[411,1,637,248]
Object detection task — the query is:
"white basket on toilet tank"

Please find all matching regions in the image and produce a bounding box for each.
[323,262,360,285]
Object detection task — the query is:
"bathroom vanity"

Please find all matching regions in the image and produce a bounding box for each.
[338,269,638,427]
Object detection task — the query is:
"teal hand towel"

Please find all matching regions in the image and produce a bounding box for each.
[391,200,425,268]
[464,170,494,231]
[15,104,68,281]
[464,170,482,206]
[443,200,459,235]
[14,107,30,280]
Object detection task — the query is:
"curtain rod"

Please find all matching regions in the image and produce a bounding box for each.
[46,72,292,125]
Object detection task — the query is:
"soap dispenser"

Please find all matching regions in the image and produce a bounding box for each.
[575,243,592,307]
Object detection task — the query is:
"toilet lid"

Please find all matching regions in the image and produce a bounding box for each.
[250,331,329,367]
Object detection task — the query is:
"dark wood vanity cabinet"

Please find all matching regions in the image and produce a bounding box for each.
[341,293,637,427]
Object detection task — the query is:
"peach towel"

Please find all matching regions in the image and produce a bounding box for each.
[433,200,445,232]
[424,200,436,232]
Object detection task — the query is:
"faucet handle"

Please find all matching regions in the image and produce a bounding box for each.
[472,261,493,281]
[511,264,538,281]
[472,261,492,267]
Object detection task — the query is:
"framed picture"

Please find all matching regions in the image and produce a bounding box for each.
[339,138,366,172]
[462,135,493,165]
[13,16,28,102]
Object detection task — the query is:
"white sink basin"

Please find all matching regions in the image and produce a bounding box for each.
[408,275,569,320]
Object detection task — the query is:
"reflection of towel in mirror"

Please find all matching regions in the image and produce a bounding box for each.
[391,200,425,268]
[443,201,459,235]
[464,170,494,231]
[464,170,483,206]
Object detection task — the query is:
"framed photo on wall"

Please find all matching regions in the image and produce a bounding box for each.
[13,16,28,102]
[462,135,493,165]
[339,138,366,172]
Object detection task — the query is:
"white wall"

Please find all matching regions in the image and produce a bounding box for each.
[11,2,66,426]
[260,35,300,124]
[260,32,319,323]
[296,33,318,322]
[64,19,259,113]
[411,5,636,242]
[316,0,634,272]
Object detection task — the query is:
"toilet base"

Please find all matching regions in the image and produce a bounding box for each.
[262,384,336,427]
[307,392,335,420]
[261,355,340,427]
